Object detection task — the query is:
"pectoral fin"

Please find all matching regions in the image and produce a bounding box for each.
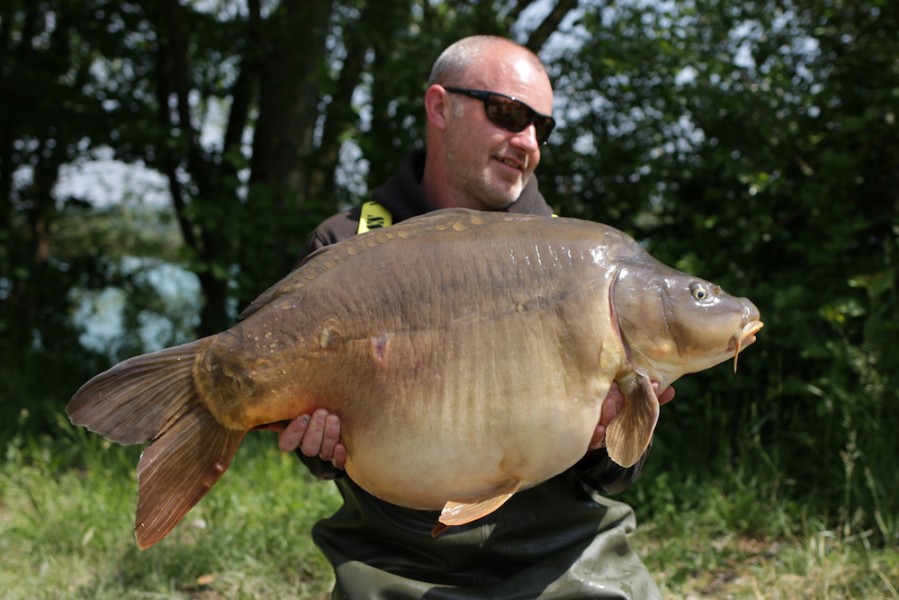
[433,481,522,536]
[605,373,660,468]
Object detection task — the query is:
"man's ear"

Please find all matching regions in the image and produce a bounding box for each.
[424,84,451,132]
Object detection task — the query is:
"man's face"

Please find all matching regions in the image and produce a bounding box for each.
[442,52,554,210]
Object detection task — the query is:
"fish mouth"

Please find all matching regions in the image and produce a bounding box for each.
[732,320,763,372]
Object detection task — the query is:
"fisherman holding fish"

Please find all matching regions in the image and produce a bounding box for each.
[68,33,761,597]
[279,35,676,599]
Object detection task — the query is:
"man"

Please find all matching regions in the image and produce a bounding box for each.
[277,35,674,599]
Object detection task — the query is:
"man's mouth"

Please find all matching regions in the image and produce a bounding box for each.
[496,155,524,172]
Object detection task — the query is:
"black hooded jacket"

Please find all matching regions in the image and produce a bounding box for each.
[293,150,656,598]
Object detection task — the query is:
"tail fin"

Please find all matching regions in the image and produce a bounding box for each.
[135,404,244,549]
[66,338,246,549]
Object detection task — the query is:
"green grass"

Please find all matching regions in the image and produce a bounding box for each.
[631,490,899,599]
[1,421,897,599]
[1,422,340,599]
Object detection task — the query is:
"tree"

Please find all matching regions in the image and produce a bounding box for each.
[539,0,898,540]
[1,1,577,342]
[0,0,578,431]
[3,0,896,542]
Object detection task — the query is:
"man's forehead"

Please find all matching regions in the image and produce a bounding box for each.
[466,57,554,112]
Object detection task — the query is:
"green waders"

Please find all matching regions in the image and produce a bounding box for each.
[312,471,662,599]
[305,198,662,599]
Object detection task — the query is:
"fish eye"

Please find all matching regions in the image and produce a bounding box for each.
[690,282,710,301]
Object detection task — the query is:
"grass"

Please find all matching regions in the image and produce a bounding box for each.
[631,491,899,599]
[1,420,897,599]
[1,422,340,599]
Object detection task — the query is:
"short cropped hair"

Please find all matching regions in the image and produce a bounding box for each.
[427,35,547,87]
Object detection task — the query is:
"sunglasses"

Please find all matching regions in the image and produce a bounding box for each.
[444,87,556,145]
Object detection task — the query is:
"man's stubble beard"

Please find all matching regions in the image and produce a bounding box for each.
[443,132,525,210]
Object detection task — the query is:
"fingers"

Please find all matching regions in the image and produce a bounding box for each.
[278,413,311,453]
[587,424,607,451]
[590,384,623,450]
[657,385,676,405]
[647,381,676,405]
[305,410,341,461]
[599,384,623,427]
[277,409,347,468]
[331,442,348,470]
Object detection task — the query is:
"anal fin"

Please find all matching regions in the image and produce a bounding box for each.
[433,482,522,537]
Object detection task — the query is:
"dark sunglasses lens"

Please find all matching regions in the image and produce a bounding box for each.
[484,96,531,132]
[484,95,552,144]
[533,118,553,144]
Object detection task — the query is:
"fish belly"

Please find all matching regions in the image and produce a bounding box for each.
[331,315,612,509]
[200,214,623,508]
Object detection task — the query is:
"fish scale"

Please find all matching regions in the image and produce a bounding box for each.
[67,208,762,549]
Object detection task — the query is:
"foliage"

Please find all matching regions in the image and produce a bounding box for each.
[539,0,899,548]
[1,0,897,584]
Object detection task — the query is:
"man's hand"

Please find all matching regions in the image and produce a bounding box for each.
[277,408,347,469]
[587,382,675,451]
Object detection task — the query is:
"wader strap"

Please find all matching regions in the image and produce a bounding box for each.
[356,201,555,234]
[357,201,393,234]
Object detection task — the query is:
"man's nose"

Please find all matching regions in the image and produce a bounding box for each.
[510,124,540,151]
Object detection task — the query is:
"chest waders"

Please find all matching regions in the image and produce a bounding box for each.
[311,202,661,600]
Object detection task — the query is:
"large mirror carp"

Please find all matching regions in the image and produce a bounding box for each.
[67,208,762,549]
